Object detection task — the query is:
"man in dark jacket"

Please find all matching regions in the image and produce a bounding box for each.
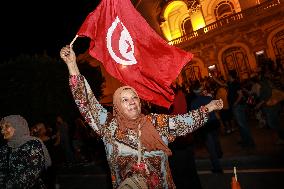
[190,81,223,173]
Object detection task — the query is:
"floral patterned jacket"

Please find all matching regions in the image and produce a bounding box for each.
[0,140,46,189]
[69,75,209,189]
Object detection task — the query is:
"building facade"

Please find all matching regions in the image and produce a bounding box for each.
[136,0,284,83]
[79,0,284,104]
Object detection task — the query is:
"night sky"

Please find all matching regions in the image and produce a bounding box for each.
[0,0,101,62]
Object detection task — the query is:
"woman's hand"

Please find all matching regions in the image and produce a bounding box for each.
[60,45,80,75]
[205,99,223,112]
[60,45,76,65]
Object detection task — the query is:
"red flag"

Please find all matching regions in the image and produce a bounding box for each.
[77,0,193,108]
[231,177,241,189]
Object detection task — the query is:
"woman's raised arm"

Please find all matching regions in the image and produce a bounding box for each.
[60,45,109,136]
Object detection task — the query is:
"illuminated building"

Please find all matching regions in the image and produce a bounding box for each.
[79,0,284,104]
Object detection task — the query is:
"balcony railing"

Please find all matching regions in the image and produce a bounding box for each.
[168,0,281,45]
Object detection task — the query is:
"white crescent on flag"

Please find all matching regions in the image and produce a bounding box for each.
[106,16,137,66]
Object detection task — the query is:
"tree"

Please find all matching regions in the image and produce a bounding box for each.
[0,53,105,125]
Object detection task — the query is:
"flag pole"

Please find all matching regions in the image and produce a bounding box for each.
[70,35,79,47]
[234,166,238,182]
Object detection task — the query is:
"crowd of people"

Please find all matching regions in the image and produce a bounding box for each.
[0,47,283,189]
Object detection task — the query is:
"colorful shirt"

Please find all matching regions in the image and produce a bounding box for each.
[0,140,47,189]
[69,75,209,189]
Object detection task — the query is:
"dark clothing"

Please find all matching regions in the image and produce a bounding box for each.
[169,142,202,189]
[256,79,284,140]
[43,138,57,163]
[227,80,245,106]
[42,139,57,189]
[203,120,223,171]
[190,95,223,172]
[56,122,75,163]
[219,109,234,133]
[190,95,217,121]
[228,80,255,147]
[262,104,284,139]
[169,89,203,189]
[219,109,233,122]
[233,104,255,146]
[258,79,272,102]
[258,79,284,139]
[0,139,47,189]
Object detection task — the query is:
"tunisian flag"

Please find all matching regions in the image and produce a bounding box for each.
[77,0,193,108]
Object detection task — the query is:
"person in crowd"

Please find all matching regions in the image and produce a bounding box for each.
[60,45,223,188]
[215,76,235,134]
[190,81,223,173]
[250,74,284,144]
[55,115,75,165]
[32,123,57,158]
[73,118,89,162]
[213,70,255,148]
[168,83,203,189]
[32,122,58,189]
[0,115,51,189]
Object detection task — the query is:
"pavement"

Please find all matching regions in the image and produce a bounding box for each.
[195,110,284,189]
[55,110,284,189]
[194,116,284,189]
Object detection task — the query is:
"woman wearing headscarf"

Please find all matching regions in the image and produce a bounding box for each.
[0,115,51,189]
[60,45,223,188]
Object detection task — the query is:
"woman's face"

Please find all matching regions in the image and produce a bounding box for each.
[120,89,141,120]
[0,121,15,140]
[36,123,46,135]
[56,116,63,124]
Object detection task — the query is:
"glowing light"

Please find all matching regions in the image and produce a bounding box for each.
[191,10,206,31]
[255,50,264,55]
[208,65,216,70]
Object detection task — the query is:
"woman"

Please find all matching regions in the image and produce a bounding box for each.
[215,77,234,134]
[251,76,284,144]
[0,115,51,189]
[60,45,223,188]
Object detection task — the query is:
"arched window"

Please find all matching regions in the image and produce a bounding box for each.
[272,29,284,68]
[182,17,193,35]
[222,47,251,80]
[159,1,190,40]
[214,1,235,20]
[183,60,203,83]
